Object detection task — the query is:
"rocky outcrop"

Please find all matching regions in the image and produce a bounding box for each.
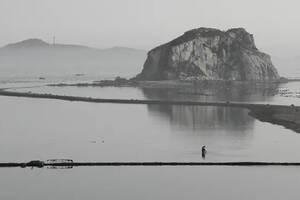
[136,28,280,81]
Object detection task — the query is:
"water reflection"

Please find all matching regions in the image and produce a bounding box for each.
[141,81,279,102]
[147,105,254,132]
[138,84,293,161]
[141,82,278,133]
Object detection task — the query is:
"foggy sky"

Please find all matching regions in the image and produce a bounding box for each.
[1,0,300,53]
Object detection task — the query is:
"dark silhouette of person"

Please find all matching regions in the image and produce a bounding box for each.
[202,146,207,159]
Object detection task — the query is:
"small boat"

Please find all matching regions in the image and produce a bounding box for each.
[75,73,85,76]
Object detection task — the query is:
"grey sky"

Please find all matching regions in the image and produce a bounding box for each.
[1,0,300,52]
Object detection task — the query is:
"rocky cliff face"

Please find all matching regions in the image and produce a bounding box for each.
[136,28,280,81]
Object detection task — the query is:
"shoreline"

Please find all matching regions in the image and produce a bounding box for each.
[0,89,288,108]
[46,79,285,89]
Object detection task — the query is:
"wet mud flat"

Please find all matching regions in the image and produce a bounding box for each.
[0,89,299,133]
[249,105,300,133]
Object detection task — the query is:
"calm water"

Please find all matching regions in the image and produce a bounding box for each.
[1,77,300,199]
[1,79,300,162]
[1,166,300,200]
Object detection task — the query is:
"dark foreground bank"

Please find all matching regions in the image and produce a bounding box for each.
[2,161,300,168]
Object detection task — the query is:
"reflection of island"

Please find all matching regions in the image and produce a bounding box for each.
[148,104,253,132]
[141,81,279,102]
[142,82,279,132]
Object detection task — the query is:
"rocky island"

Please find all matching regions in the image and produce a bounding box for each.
[136,27,280,81]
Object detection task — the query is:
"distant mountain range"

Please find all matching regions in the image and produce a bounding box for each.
[2,38,299,78]
[0,39,147,77]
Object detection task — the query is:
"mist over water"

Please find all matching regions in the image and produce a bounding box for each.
[0,45,147,78]
[1,1,300,198]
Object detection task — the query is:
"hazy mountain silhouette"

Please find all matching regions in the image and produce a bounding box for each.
[0,39,147,77]
[4,39,50,49]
